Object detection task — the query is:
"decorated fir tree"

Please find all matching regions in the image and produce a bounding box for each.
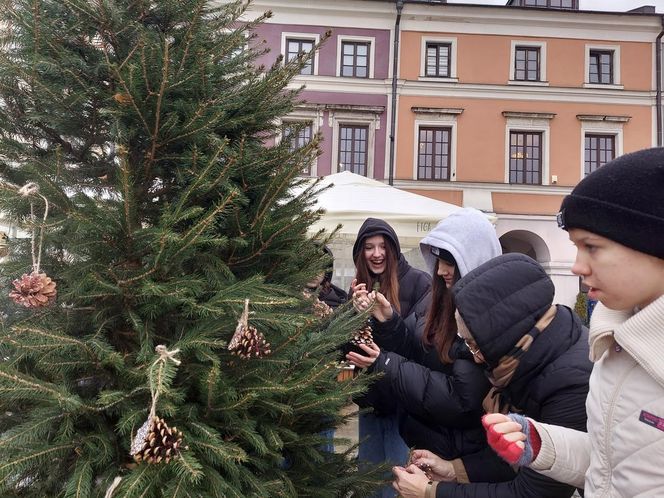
[0,0,382,496]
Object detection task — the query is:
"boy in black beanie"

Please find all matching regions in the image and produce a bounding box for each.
[483,147,664,497]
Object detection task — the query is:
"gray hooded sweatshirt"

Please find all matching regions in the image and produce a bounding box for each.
[419,207,502,278]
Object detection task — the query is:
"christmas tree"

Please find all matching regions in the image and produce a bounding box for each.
[0,0,382,496]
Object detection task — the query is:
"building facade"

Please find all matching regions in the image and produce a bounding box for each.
[246,0,663,305]
[252,2,395,179]
[393,2,662,304]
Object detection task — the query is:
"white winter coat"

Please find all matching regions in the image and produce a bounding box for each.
[529,295,664,497]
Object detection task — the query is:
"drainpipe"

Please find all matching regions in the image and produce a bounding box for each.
[388,0,404,185]
[656,17,664,146]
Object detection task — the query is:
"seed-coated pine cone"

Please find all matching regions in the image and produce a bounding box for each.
[351,324,374,346]
[131,416,185,464]
[230,325,272,359]
[9,271,57,308]
[312,298,333,318]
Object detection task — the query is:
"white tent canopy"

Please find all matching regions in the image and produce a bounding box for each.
[299,171,468,240]
[294,171,498,288]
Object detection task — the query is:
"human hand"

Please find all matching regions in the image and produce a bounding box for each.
[392,464,430,498]
[351,279,373,312]
[345,342,380,369]
[370,291,393,322]
[482,413,529,465]
[410,449,457,482]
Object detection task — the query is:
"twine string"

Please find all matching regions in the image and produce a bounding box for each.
[149,345,181,420]
[104,476,122,498]
[18,182,49,273]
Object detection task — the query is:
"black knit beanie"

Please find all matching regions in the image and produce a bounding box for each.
[558,147,664,259]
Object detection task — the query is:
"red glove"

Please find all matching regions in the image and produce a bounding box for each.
[482,413,541,466]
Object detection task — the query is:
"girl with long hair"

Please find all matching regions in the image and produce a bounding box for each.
[349,218,431,498]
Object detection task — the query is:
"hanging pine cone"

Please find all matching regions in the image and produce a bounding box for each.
[231,325,272,359]
[312,298,333,319]
[131,416,185,464]
[228,299,271,359]
[350,323,374,347]
[9,270,57,308]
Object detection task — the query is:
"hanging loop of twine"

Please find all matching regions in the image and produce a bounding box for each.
[148,345,181,420]
[155,344,181,366]
[104,476,122,498]
[241,298,249,329]
[18,182,49,273]
[18,182,40,197]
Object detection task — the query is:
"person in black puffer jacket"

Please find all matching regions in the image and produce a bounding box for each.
[392,253,592,498]
[347,208,503,468]
[349,218,431,498]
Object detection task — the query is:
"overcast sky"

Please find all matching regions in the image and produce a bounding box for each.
[447,0,664,12]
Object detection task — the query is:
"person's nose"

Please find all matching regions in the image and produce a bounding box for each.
[571,254,589,277]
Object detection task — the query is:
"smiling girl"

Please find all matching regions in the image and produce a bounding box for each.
[350,218,431,498]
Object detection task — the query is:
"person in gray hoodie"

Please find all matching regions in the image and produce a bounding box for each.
[347,208,504,477]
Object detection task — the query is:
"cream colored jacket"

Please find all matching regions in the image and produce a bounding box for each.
[529,296,664,497]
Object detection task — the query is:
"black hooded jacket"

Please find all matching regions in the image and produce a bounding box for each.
[351,218,431,414]
[434,254,592,498]
[369,314,491,460]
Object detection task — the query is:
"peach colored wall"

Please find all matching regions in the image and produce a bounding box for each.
[396,95,653,186]
[492,193,566,215]
[400,32,652,90]
[403,189,463,206]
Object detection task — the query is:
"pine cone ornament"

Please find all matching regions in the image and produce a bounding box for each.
[228,299,271,359]
[350,323,374,347]
[9,270,57,308]
[231,325,272,359]
[312,298,333,318]
[131,416,185,464]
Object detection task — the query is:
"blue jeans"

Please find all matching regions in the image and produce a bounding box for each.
[358,412,409,498]
[320,428,335,453]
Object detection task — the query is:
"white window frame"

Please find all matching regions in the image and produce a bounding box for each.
[277,107,323,176]
[281,32,320,76]
[504,115,551,185]
[578,117,625,179]
[329,109,380,177]
[412,113,459,181]
[509,40,548,86]
[419,36,458,82]
[336,35,375,79]
[584,44,622,89]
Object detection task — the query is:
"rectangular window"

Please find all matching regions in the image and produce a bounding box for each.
[584,134,615,176]
[341,41,370,78]
[284,121,314,174]
[286,38,315,75]
[588,50,613,84]
[509,131,542,184]
[425,43,451,78]
[514,46,540,81]
[338,125,368,175]
[417,127,451,181]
